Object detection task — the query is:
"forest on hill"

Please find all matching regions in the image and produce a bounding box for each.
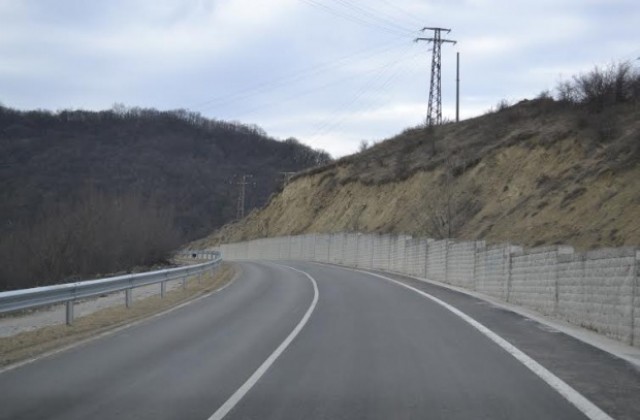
[0,105,330,290]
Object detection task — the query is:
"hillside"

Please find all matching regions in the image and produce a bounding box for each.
[197,97,640,251]
[0,105,330,290]
[0,105,330,240]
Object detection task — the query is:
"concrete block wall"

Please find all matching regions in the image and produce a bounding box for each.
[218,233,639,348]
[252,239,263,259]
[251,238,261,259]
[446,241,483,289]
[288,236,300,260]
[357,234,374,269]
[278,236,290,260]
[370,235,383,270]
[582,248,635,344]
[268,238,278,259]
[398,236,412,275]
[389,236,405,274]
[372,235,391,271]
[328,233,343,264]
[258,238,268,259]
[634,250,640,347]
[388,236,400,273]
[315,234,330,263]
[475,245,511,300]
[404,238,427,277]
[299,235,311,261]
[509,246,574,316]
[224,241,246,260]
[556,252,585,330]
[267,238,278,260]
[343,234,359,267]
[426,240,448,282]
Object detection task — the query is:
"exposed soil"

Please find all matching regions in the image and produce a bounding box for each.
[196,99,640,251]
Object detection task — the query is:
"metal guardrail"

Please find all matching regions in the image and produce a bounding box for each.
[0,250,221,325]
[175,250,220,260]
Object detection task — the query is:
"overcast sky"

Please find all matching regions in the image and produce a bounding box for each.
[1,0,639,157]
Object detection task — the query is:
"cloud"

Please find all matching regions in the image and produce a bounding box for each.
[464,36,518,56]
[1,0,639,156]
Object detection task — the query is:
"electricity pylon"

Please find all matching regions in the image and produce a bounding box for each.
[415,27,457,126]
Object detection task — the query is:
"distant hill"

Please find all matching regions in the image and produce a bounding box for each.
[198,74,640,251]
[0,105,331,240]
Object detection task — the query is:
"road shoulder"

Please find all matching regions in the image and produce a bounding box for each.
[0,263,237,370]
[327,264,640,420]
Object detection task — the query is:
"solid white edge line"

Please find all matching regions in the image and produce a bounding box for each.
[355,269,613,420]
[207,264,319,420]
[407,274,640,369]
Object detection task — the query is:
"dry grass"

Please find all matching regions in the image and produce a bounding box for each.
[0,263,236,367]
[195,99,640,251]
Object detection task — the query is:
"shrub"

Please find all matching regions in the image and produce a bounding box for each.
[555,61,640,110]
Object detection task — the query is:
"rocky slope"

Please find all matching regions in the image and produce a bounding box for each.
[197,98,640,251]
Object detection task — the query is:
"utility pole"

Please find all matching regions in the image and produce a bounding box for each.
[456,51,460,123]
[415,27,457,126]
[235,174,253,220]
[280,171,296,186]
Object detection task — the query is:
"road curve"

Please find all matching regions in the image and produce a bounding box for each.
[0,262,315,420]
[0,261,612,419]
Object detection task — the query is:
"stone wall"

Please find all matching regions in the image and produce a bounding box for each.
[218,233,639,347]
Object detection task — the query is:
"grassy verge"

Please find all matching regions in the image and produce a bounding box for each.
[0,262,237,368]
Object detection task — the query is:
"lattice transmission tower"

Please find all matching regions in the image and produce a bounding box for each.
[415,27,456,126]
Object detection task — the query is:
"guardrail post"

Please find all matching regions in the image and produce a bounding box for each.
[182,276,187,290]
[161,281,167,298]
[0,258,221,321]
[66,301,74,325]
[125,289,133,308]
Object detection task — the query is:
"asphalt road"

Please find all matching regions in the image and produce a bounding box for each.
[0,260,624,419]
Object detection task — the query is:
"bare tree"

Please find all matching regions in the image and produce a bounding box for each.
[418,154,481,239]
[0,190,182,291]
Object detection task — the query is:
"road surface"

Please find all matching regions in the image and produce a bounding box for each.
[1,261,638,419]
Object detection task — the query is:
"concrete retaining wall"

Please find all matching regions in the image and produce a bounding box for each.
[405,238,427,277]
[219,233,639,347]
[634,250,640,347]
[373,235,391,271]
[343,234,359,267]
[447,241,483,289]
[315,235,330,263]
[426,240,448,282]
[356,234,373,269]
[509,246,573,316]
[583,248,635,344]
[473,245,512,300]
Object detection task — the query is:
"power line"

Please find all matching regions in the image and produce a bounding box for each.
[373,0,425,28]
[311,55,418,143]
[230,58,408,119]
[308,48,412,138]
[329,0,416,36]
[415,27,457,126]
[338,0,424,33]
[307,45,419,141]
[299,0,414,37]
[190,36,409,112]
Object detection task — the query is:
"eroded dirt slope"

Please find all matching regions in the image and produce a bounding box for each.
[197,99,640,250]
